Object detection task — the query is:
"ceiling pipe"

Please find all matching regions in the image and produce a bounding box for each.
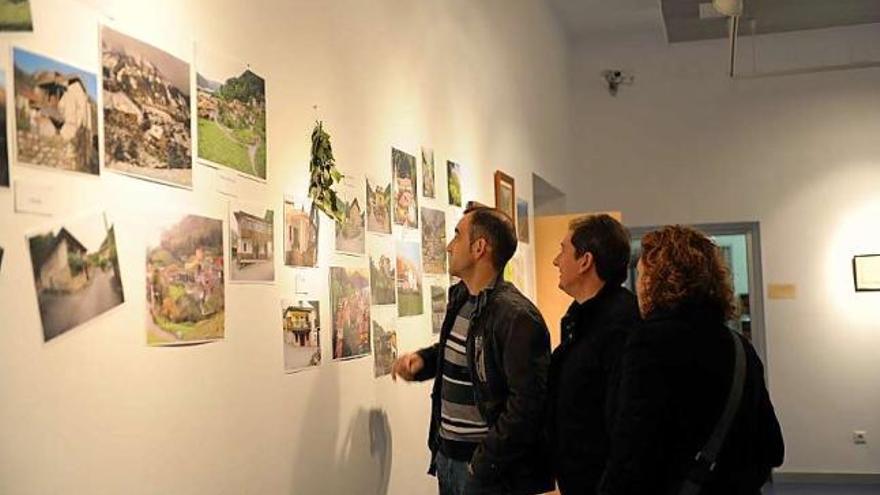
[714,0,743,77]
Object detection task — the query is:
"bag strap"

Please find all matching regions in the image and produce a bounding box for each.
[679,327,747,495]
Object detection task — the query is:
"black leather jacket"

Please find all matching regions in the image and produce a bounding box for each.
[415,278,554,495]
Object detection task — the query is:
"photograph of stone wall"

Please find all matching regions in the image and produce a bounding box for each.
[101,26,192,187]
[196,49,266,180]
[13,48,98,175]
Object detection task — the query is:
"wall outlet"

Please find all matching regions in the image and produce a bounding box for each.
[853,430,867,445]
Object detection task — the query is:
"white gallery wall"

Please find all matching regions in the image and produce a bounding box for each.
[0,0,574,493]
[568,23,880,474]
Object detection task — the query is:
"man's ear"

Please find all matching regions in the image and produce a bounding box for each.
[577,252,594,275]
[471,238,488,260]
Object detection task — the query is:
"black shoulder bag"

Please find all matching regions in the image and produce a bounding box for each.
[678,328,747,495]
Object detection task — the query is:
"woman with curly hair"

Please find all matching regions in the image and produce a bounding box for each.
[599,225,784,495]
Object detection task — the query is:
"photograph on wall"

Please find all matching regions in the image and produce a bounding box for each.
[196,48,267,180]
[447,160,462,207]
[101,25,192,187]
[494,171,516,223]
[335,176,365,255]
[431,285,447,334]
[421,146,435,199]
[516,197,529,243]
[13,48,99,176]
[146,213,225,346]
[27,211,124,342]
[0,0,33,31]
[421,207,447,274]
[372,314,398,378]
[392,147,418,229]
[396,240,423,317]
[0,69,9,188]
[504,252,528,294]
[369,241,396,305]
[366,176,391,234]
[330,266,372,360]
[281,299,321,372]
[230,202,275,282]
[283,199,319,268]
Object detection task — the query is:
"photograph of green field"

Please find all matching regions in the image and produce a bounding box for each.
[146,213,225,346]
[197,50,266,180]
[0,0,33,32]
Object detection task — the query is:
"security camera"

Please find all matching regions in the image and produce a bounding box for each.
[601,69,634,96]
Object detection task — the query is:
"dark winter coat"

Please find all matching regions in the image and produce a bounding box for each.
[415,278,554,495]
[598,306,785,495]
[548,284,641,494]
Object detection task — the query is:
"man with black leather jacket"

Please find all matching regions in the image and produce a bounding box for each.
[548,214,640,494]
[392,204,553,495]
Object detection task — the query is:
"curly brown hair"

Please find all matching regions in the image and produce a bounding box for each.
[638,225,737,321]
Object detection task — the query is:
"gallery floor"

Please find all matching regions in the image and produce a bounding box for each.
[766,483,880,494]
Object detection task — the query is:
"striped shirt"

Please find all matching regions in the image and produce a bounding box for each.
[438,298,489,460]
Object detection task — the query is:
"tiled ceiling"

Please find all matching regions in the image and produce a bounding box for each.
[663,0,880,42]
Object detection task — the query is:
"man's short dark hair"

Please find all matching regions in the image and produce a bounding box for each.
[569,214,631,286]
[464,203,517,272]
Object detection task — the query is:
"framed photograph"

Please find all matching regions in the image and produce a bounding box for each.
[853,254,880,292]
[494,171,515,222]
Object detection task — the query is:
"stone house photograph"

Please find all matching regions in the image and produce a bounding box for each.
[230,202,274,282]
[13,47,98,175]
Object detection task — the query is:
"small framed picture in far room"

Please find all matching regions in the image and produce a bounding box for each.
[852,254,880,291]
[494,170,516,223]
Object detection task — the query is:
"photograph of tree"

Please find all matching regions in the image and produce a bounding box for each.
[431,285,447,334]
[517,197,529,243]
[330,266,371,360]
[283,199,318,267]
[146,213,224,346]
[13,48,99,176]
[372,315,398,378]
[421,207,447,274]
[0,69,9,187]
[101,26,192,187]
[392,147,418,229]
[0,0,32,31]
[230,202,275,282]
[281,299,321,372]
[366,176,391,234]
[335,176,365,255]
[369,242,396,305]
[196,49,266,180]
[447,160,462,207]
[27,212,124,342]
[422,146,435,199]
[396,241,423,317]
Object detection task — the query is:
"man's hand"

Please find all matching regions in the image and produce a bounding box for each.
[391,352,424,382]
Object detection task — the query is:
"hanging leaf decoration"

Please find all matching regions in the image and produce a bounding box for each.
[308,121,345,223]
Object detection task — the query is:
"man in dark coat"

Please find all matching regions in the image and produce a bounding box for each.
[393,204,553,495]
[548,214,640,494]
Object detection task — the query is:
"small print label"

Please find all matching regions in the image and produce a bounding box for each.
[216,171,238,197]
[767,283,797,300]
[14,181,55,216]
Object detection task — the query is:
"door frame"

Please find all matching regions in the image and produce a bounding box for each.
[627,222,768,369]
